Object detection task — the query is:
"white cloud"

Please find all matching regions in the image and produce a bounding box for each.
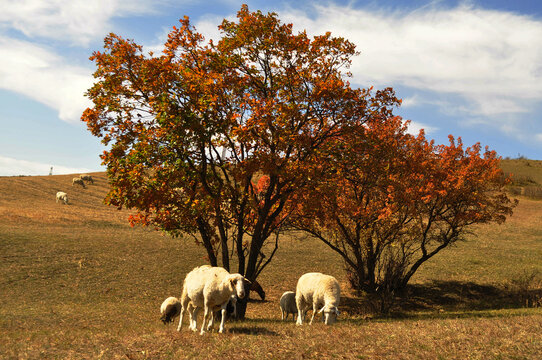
[0,0,171,45]
[143,13,236,57]
[0,37,93,123]
[406,120,438,136]
[279,4,542,119]
[194,14,232,44]
[0,1,175,123]
[400,95,420,108]
[0,155,93,176]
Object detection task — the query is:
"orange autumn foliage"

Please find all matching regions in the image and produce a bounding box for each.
[82,6,401,317]
[292,114,517,294]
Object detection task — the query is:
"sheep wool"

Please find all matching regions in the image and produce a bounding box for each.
[56,191,69,205]
[178,265,248,334]
[160,297,181,324]
[72,178,86,188]
[279,291,297,321]
[295,272,341,326]
[79,174,94,184]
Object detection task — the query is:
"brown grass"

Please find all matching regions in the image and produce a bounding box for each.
[502,159,542,199]
[1,171,541,359]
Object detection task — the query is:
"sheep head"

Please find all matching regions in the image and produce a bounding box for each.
[160,314,172,324]
[318,305,340,325]
[228,274,248,299]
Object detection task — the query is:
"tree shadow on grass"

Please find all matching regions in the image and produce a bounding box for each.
[340,280,542,319]
[402,280,542,312]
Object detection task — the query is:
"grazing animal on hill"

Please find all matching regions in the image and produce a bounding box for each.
[160,296,181,324]
[72,178,86,188]
[79,174,94,184]
[280,291,298,321]
[178,265,249,334]
[295,272,341,325]
[55,191,69,205]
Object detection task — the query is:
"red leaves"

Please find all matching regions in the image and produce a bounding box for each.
[81,5,516,292]
[292,109,517,292]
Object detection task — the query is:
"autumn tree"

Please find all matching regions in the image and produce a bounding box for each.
[82,5,399,317]
[293,114,517,299]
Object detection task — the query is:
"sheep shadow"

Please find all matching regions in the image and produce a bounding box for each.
[227,326,279,336]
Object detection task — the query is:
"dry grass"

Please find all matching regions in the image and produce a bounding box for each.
[1,171,541,359]
[502,159,542,199]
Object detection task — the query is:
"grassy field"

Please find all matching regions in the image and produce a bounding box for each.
[501,158,542,199]
[1,163,541,359]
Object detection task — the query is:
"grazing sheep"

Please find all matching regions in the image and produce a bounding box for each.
[280,291,298,321]
[72,178,86,188]
[295,272,341,326]
[177,265,209,332]
[56,191,69,205]
[177,265,248,334]
[160,296,181,324]
[80,174,94,184]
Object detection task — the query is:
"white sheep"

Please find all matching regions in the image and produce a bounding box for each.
[160,296,181,324]
[177,265,210,332]
[177,265,248,334]
[80,174,94,184]
[56,191,69,205]
[280,291,298,321]
[72,178,86,188]
[295,272,341,326]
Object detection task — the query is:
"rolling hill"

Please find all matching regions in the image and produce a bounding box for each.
[1,163,541,359]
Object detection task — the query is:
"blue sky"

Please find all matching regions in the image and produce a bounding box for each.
[1,0,541,176]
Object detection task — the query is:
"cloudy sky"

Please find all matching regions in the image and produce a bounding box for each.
[1,0,541,176]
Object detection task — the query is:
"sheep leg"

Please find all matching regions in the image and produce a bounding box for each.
[296,307,304,326]
[178,300,191,331]
[218,307,227,333]
[177,307,185,331]
[200,306,210,335]
[206,311,214,331]
[190,306,199,332]
[281,309,285,321]
[309,304,317,325]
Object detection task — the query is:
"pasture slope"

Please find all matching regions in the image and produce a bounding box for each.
[0,163,541,359]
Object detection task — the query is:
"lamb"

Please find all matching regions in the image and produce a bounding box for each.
[72,178,86,188]
[56,191,69,205]
[79,174,94,184]
[160,296,181,324]
[279,291,298,321]
[177,265,248,334]
[295,272,341,325]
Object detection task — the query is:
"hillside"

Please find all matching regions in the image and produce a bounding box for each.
[1,169,541,359]
[501,158,542,184]
[1,159,539,226]
[501,158,542,198]
[0,172,129,227]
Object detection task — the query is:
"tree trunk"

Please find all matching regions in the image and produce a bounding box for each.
[235,288,251,319]
[197,217,217,266]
